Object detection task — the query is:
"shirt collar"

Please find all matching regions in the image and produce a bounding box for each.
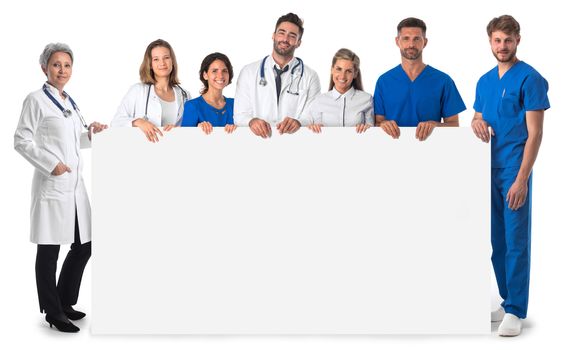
[44,81,68,101]
[45,81,60,93]
[329,86,355,100]
[268,54,297,71]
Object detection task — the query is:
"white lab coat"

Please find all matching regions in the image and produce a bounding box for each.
[233,55,321,126]
[111,83,190,127]
[14,84,91,245]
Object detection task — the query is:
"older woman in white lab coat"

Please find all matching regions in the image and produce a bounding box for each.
[111,39,190,142]
[14,43,107,333]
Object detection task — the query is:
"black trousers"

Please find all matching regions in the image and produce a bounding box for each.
[35,212,91,316]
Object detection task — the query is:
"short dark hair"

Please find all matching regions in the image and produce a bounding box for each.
[199,52,234,94]
[487,15,520,37]
[275,13,304,39]
[397,17,427,36]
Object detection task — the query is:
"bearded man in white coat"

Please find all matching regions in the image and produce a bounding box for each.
[233,12,321,138]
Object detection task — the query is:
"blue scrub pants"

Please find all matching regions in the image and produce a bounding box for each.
[491,167,532,319]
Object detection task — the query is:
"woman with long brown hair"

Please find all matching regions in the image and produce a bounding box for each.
[112,39,190,142]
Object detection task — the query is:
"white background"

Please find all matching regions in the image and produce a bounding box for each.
[1,0,568,348]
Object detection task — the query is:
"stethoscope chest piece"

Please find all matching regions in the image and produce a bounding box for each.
[258,55,304,94]
[42,83,88,129]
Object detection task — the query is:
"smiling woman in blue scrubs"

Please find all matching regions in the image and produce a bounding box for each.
[472,15,549,337]
[181,52,236,134]
[373,17,465,141]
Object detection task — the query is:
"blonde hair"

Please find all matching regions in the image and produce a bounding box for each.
[328,48,363,91]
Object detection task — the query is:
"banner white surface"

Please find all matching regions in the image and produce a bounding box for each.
[92,127,489,334]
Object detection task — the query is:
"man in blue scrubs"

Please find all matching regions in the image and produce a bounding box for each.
[374,17,465,141]
[472,15,549,337]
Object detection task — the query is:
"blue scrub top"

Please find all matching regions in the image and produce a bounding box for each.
[181,95,234,127]
[474,61,549,168]
[373,65,466,126]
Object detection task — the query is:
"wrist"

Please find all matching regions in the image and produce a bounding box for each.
[515,166,531,182]
[515,171,531,184]
[248,118,259,127]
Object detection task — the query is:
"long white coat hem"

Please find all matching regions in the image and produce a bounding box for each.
[14,85,92,245]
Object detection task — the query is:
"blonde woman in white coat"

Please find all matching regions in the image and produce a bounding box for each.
[14,43,107,333]
[112,39,190,142]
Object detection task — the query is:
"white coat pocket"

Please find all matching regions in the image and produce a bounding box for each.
[42,116,68,146]
[41,172,71,200]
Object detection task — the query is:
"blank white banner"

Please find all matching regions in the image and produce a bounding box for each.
[92,127,490,334]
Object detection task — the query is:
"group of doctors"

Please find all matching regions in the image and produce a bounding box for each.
[14,13,548,337]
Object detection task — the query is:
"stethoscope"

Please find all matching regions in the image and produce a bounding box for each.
[258,55,304,95]
[144,83,189,120]
[42,83,89,130]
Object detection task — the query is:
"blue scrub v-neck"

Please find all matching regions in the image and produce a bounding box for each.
[373,64,466,127]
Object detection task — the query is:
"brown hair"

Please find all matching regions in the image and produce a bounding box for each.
[139,39,180,86]
[275,13,304,39]
[486,15,520,37]
[328,48,363,91]
[397,17,427,36]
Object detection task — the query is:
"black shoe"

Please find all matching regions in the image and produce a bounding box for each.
[45,314,80,333]
[63,306,86,321]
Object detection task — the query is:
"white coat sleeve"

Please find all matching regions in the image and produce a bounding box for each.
[300,97,319,126]
[296,71,321,122]
[111,84,141,127]
[233,67,255,126]
[14,95,60,177]
[175,86,191,126]
[307,72,321,108]
[364,95,374,126]
[80,132,91,149]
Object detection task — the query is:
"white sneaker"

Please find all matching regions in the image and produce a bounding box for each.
[491,307,505,322]
[498,313,522,336]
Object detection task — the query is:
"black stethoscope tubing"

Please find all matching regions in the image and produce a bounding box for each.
[42,83,89,130]
[258,56,304,95]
